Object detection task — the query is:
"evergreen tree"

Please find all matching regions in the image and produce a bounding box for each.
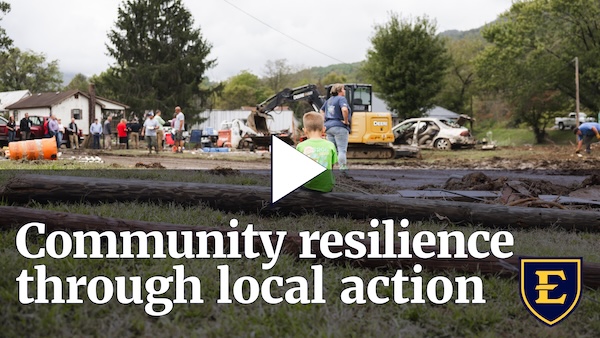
[105,0,217,122]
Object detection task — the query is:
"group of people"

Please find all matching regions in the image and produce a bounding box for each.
[88,106,185,153]
[40,115,80,149]
[90,115,142,150]
[5,113,80,150]
[139,106,185,154]
[44,115,65,149]
[4,113,34,143]
[140,106,186,154]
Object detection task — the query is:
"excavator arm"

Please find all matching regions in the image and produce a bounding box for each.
[248,84,324,136]
[256,84,324,115]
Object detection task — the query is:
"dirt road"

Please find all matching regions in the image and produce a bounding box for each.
[96,151,598,195]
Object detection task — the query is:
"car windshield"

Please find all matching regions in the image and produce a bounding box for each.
[0,116,7,124]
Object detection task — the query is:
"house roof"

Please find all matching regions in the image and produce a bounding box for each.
[0,90,31,110]
[5,90,128,110]
[372,93,392,114]
[6,90,92,109]
[95,96,130,110]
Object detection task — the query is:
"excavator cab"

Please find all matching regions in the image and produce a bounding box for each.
[325,83,372,112]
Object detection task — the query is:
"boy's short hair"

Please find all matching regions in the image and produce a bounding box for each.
[303,112,324,132]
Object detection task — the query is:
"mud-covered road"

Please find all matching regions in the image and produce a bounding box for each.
[97,152,600,196]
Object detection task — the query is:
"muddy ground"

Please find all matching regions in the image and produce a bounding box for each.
[75,145,600,203]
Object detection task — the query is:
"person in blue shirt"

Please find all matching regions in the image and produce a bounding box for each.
[319,83,351,172]
[90,118,103,149]
[574,122,600,154]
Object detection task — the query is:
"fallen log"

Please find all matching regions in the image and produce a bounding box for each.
[1,206,598,288]
[2,174,600,230]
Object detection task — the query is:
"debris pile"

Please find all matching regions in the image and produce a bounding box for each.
[208,166,240,176]
[70,156,103,163]
[134,162,165,169]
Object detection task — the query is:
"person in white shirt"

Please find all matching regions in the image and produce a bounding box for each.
[174,106,185,153]
[141,112,160,154]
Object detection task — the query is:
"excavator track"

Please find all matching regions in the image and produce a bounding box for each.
[347,144,396,159]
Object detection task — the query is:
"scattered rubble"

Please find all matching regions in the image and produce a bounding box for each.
[71,156,104,163]
[335,173,398,194]
[134,162,165,169]
[208,166,240,176]
[443,172,573,196]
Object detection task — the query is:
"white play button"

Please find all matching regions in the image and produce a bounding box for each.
[271,135,326,203]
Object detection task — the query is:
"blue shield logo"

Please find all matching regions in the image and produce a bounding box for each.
[520,258,582,326]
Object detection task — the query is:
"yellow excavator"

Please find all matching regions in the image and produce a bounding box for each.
[248,83,396,159]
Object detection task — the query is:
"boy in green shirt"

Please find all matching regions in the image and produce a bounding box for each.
[296,112,338,192]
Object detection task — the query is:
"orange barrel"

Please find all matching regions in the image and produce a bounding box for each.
[9,137,58,160]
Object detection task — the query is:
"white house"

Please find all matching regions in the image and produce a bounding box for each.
[6,90,128,135]
[0,90,31,114]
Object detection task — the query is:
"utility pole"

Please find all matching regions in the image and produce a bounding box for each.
[575,57,580,129]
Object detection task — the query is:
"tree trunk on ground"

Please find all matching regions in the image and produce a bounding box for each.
[2,174,600,231]
[1,206,598,288]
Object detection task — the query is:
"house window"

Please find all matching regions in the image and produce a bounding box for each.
[74,93,79,99]
[71,109,82,120]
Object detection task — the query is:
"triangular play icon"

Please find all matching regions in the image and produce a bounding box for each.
[271,135,326,204]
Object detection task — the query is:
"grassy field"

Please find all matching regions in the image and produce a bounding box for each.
[0,158,599,337]
[473,127,578,147]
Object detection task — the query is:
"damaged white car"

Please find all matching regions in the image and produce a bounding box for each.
[392,117,476,150]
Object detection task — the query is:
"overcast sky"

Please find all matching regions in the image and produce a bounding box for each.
[2,0,514,82]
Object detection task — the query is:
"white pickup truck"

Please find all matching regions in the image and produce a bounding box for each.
[555,112,596,130]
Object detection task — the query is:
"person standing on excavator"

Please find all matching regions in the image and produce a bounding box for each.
[320,83,351,172]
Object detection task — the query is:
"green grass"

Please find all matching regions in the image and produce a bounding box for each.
[1,203,599,337]
[106,148,272,163]
[474,128,579,147]
[0,160,269,187]
[0,160,599,337]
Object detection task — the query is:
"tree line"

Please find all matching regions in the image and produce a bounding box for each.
[2,0,599,142]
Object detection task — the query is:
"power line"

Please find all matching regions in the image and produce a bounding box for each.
[221,0,348,65]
